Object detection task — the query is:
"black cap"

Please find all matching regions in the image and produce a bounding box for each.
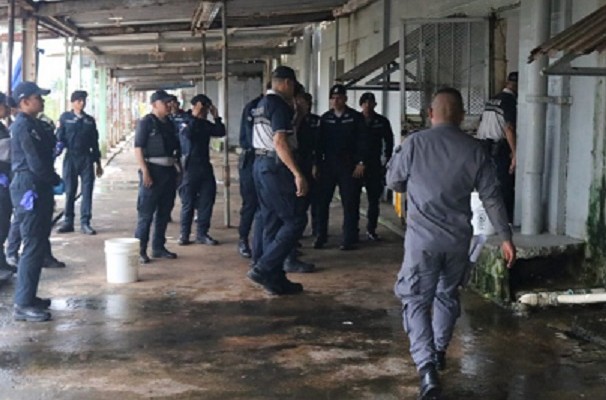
[0,92,8,107]
[6,96,17,109]
[359,92,376,105]
[70,90,88,102]
[169,95,179,103]
[330,84,346,97]
[507,71,518,83]
[150,90,172,104]
[191,94,212,106]
[272,66,298,82]
[294,82,306,97]
[12,81,50,103]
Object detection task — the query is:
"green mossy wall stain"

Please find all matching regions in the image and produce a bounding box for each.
[586,175,606,284]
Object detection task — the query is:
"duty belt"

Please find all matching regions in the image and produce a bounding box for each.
[254,149,277,158]
[145,157,176,167]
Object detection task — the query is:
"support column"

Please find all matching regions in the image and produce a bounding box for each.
[221,2,231,227]
[98,67,108,157]
[21,14,38,82]
[521,0,550,235]
[381,0,391,113]
[302,27,312,90]
[201,31,207,93]
[7,0,15,95]
[333,17,340,83]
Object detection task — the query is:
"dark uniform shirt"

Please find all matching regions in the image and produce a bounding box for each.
[364,112,394,167]
[252,91,295,151]
[296,113,320,163]
[477,88,517,141]
[56,111,101,162]
[11,112,60,187]
[0,122,10,176]
[240,95,263,150]
[318,106,367,164]
[179,111,226,166]
[135,113,181,159]
[386,123,511,252]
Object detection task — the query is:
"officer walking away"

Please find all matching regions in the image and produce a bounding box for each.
[476,71,518,223]
[178,94,225,246]
[134,90,182,263]
[314,84,367,251]
[359,92,394,241]
[386,88,516,399]
[237,84,269,259]
[55,90,103,235]
[10,81,60,322]
[0,92,15,278]
[247,66,308,295]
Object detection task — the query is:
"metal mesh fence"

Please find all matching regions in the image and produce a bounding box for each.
[402,20,488,130]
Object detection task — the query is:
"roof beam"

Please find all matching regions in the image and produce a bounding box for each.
[79,11,333,37]
[192,2,222,33]
[35,0,198,18]
[129,81,197,91]
[333,0,378,17]
[96,47,294,66]
[111,63,264,78]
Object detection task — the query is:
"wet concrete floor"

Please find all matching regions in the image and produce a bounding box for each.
[1,144,606,399]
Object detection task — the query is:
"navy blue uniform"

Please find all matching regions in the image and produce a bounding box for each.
[10,112,61,306]
[56,111,101,227]
[134,114,180,253]
[0,122,11,265]
[363,112,394,234]
[316,107,368,245]
[296,113,321,235]
[238,95,264,260]
[178,112,225,239]
[251,91,307,279]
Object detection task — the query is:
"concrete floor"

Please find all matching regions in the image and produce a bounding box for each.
[1,144,606,400]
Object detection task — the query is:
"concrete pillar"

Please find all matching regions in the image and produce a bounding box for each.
[21,15,38,82]
[520,0,551,235]
[98,67,108,157]
[221,2,231,227]
[301,27,313,91]
[7,0,16,95]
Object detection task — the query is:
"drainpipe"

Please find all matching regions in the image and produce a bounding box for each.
[221,2,230,228]
[521,0,550,235]
[7,0,15,96]
[518,288,606,307]
[333,17,339,83]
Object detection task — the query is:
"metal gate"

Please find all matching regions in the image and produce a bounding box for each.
[399,18,490,133]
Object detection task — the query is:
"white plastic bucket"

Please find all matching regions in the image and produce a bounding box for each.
[104,238,140,284]
[470,192,496,236]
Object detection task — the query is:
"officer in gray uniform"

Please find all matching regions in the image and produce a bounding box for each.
[386,88,516,400]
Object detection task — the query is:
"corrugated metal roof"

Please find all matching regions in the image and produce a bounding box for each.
[529,5,606,62]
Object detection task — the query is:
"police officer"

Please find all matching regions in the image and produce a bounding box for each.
[477,71,518,223]
[386,88,516,399]
[314,84,367,250]
[0,92,14,277]
[359,92,394,241]
[178,94,225,246]
[55,90,103,235]
[10,81,60,322]
[134,90,181,263]
[237,86,266,259]
[247,66,307,295]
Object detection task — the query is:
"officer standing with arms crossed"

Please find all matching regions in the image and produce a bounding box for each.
[314,84,367,251]
[10,81,59,322]
[134,90,181,263]
[359,92,394,241]
[178,94,225,246]
[55,90,103,235]
[0,92,14,277]
[247,66,307,295]
[386,88,516,399]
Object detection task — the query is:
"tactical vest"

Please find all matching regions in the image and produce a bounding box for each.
[144,116,171,158]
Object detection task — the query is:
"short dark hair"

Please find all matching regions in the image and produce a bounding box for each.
[432,87,464,114]
[265,81,272,90]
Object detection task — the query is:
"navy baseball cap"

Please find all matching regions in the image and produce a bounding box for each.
[0,92,8,106]
[507,71,518,83]
[70,90,88,102]
[191,94,212,106]
[359,92,376,105]
[272,66,298,82]
[150,90,172,104]
[330,84,346,97]
[12,81,50,103]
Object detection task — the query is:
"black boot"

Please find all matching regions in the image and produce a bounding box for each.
[283,255,315,273]
[139,245,151,264]
[433,351,446,371]
[419,364,441,400]
[238,239,252,258]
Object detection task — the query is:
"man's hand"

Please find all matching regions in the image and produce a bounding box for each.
[501,240,516,269]
[142,169,153,188]
[96,164,104,178]
[295,174,308,197]
[509,155,516,175]
[353,164,365,178]
[209,104,219,119]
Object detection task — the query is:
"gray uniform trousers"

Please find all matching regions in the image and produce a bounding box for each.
[394,246,469,371]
